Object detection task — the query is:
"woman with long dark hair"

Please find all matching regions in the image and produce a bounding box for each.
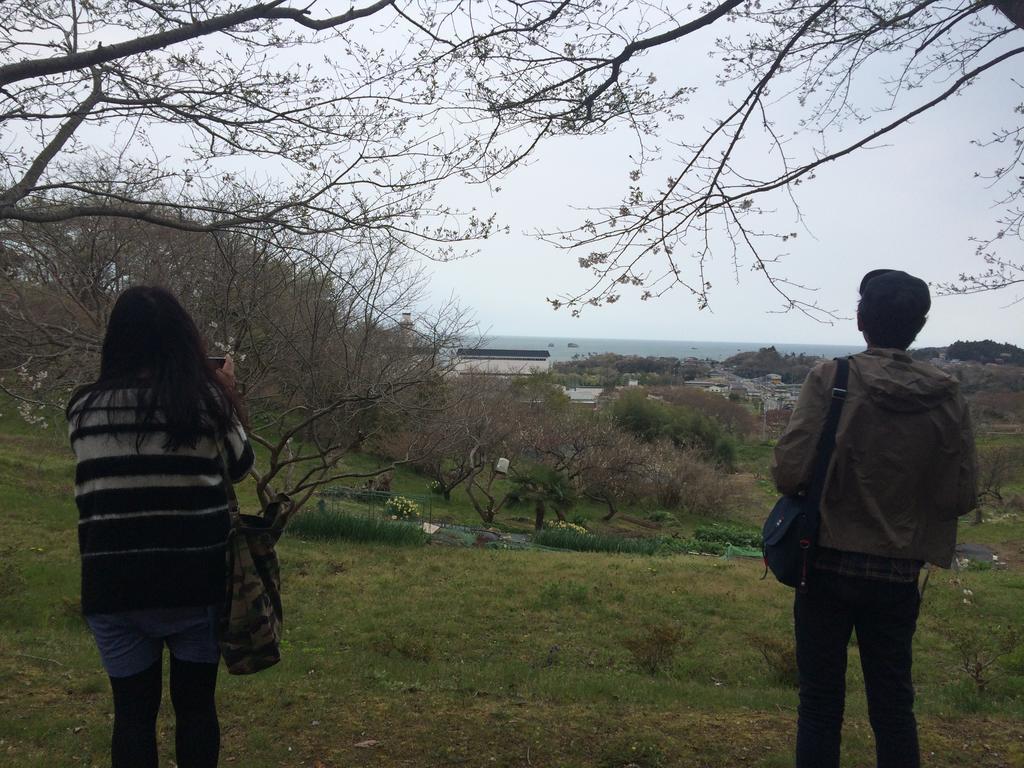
[68,286,254,768]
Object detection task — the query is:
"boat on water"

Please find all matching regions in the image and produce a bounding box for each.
[567,342,579,348]
[548,343,555,347]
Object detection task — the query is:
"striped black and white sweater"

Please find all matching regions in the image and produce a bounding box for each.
[69,387,255,615]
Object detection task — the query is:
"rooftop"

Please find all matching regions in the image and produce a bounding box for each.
[456,348,551,359]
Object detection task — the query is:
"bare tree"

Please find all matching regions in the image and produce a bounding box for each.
[579,429,656,522]
[0,212,469,512]
[0,1,717,254]
[0,1,592,248]
[379,374,502,501]
[460,382,530,525]
[233,234,469,512]
[480,1,1024,311]
[5,2,1019,303]
[974,444,1022,522]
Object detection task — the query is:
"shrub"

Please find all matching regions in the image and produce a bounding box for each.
[384,496,421,520]
[600,736,666,768]
[537,580,590,608]
[692,523,761,549]
[289,510,427,547]
[624,623,689,675]
[0,560,23,599]
[646,509,676,524]
[650,447,737,518]
[666,523,761,555]
[373,632,434,662]
[946,624,1022,692]
[751,633,799,688]
[612,390,737,468]
[545,519,588,535]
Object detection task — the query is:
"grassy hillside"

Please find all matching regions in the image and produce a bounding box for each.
[1,412,1023,767]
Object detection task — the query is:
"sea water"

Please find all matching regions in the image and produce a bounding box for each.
[471,335,863,363]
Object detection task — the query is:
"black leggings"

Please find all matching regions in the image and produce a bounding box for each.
[109,654,220,768]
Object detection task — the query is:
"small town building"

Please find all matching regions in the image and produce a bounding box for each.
[563,386,605,408]
[454,348,552,376]
[684,380,730,397]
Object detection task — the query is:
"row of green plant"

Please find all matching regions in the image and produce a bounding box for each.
[534,526,664,555]
[287,503,767,557]
[288,509,670,554]
[288,508,428,547]
[679,522,763,555]
[535,520,763,558]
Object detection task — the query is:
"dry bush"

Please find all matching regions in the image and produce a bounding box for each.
[0,559,23,600]
[970,391,1024,425]
[648,385,757,438]
[624,623,690,675]
[977,445,1024,504]
[650,446,738,518]
[751,633,799,688]
[372,632,434,663]
[946,624,1022,692]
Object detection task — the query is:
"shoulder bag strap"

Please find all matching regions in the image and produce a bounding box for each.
[804,357,850,529]
[215,437,240,523]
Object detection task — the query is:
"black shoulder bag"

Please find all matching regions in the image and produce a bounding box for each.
[762,357,849,591]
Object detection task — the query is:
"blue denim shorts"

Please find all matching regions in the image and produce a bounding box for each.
[86,605,220,678]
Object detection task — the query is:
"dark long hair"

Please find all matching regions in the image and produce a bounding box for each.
[69,286,243,449]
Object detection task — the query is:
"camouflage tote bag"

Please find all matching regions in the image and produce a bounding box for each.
[219,494,292,674]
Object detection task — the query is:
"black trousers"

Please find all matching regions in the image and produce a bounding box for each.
[794,570,921,768]
[109,654,220,768]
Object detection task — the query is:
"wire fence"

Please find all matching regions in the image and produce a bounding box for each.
[314,486,434,524]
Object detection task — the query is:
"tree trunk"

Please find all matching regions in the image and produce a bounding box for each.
[994,0,1024,31]
[535,501,546,531]
[602,497,618,522]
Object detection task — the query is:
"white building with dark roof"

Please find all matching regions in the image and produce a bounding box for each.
[454,348,552,376]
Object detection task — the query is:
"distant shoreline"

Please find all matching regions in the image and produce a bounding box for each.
[465,334,864,363]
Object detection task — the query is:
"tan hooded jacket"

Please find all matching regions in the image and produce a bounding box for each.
[772,348,976,567]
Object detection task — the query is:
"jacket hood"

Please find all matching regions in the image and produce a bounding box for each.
[853,349,959,414]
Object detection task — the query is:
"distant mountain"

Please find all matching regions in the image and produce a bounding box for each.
[910,346,945,361]
[722,346,819,383]
[912,340,1024,366]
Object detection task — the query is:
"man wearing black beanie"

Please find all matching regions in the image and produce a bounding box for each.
[772,269,977,768]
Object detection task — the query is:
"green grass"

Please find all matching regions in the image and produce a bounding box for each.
[733,440,775,473]
[2,405,1024,767]
[288,509,428,547]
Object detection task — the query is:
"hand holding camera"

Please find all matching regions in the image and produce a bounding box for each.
[209,354,237,391]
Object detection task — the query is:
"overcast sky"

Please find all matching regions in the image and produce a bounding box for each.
[13,4,1019,349]
[420,23,1023,349]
